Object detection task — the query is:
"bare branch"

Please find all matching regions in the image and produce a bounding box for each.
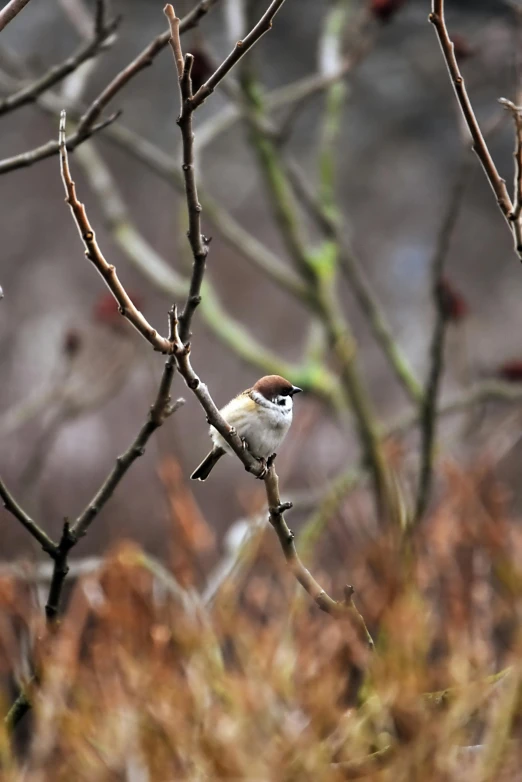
[500,97,522,252]
[75,31,169,138]
[4,683,32,733]
[0,111,118,175]
[75,0,222,139]
[70,360,184,542]
[0,14,120,117]
[164,4,184,80]
[264,461,374,647]
[0,0,33,33]
[0,0,223,176]
[164,4,208,343]
[0,477,58,556]
[413,160,469,526]
[429,0,518,252]
[58,110,171,352]
[99,122,310,302]
[191,0,288,110]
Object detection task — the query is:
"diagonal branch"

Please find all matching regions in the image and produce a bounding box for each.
[168,306,266,477]
[0,13,120,117]
[0,478,58,555]
[75,0,223,138]
[0,111,118,175]
[167,305,373,644]
[264,461,374,647]
[5,350,184,726]
[0,0,223,176]
[429,0,520,258]
[190,0,288,110]
[0,0,33,33]
[59,110,171,352]
[69,362,184,542]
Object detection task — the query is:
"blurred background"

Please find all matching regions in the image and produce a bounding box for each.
[0,0,520,570]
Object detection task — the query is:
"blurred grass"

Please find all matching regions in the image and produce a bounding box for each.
[2,457,522,780]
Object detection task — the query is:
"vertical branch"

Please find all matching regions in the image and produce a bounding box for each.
[165,4,209,343]
[413,161,469,526]
[500,98,522,253]
[45,522,75,626]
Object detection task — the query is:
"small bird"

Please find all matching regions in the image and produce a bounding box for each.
[191,375,302,481]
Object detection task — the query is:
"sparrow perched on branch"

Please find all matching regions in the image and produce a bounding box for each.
[191,375,302,481]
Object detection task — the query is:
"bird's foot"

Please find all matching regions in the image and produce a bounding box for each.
[256,456,268,479]
[267,453,277,468]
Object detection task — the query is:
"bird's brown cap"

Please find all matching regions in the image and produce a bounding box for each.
[252,375,302,399]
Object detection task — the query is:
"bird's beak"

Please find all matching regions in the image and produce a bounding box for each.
[291,386,302,396]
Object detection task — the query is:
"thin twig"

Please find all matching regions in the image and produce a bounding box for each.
[0,111,118,175]
[500,97,522,252]
[4,684,32,733]
[75,0,222,138]
[102,122,310,302]
[0,0,33,33]
[0,478,58,555]
[0,0,223,176]
[164,5,208,343]
[164,4,184,80]
[67,140,323,398]
[0,14,119,117]
[160,2,373,638]
[70,362,184,542]
[59,110,171,352]
[413,160,469,526]
[429,0,519,256]
[5,353,184,725]
[190,0,288,110]
[264,462,374,647]
[167,299,373,641]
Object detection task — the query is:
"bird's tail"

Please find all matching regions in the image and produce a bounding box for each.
[190,446,226,481]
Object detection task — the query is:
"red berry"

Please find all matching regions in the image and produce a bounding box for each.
[436,277,469,323]
[369,0,407,23]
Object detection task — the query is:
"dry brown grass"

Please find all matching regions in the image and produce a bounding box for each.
[2,458,522,781]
